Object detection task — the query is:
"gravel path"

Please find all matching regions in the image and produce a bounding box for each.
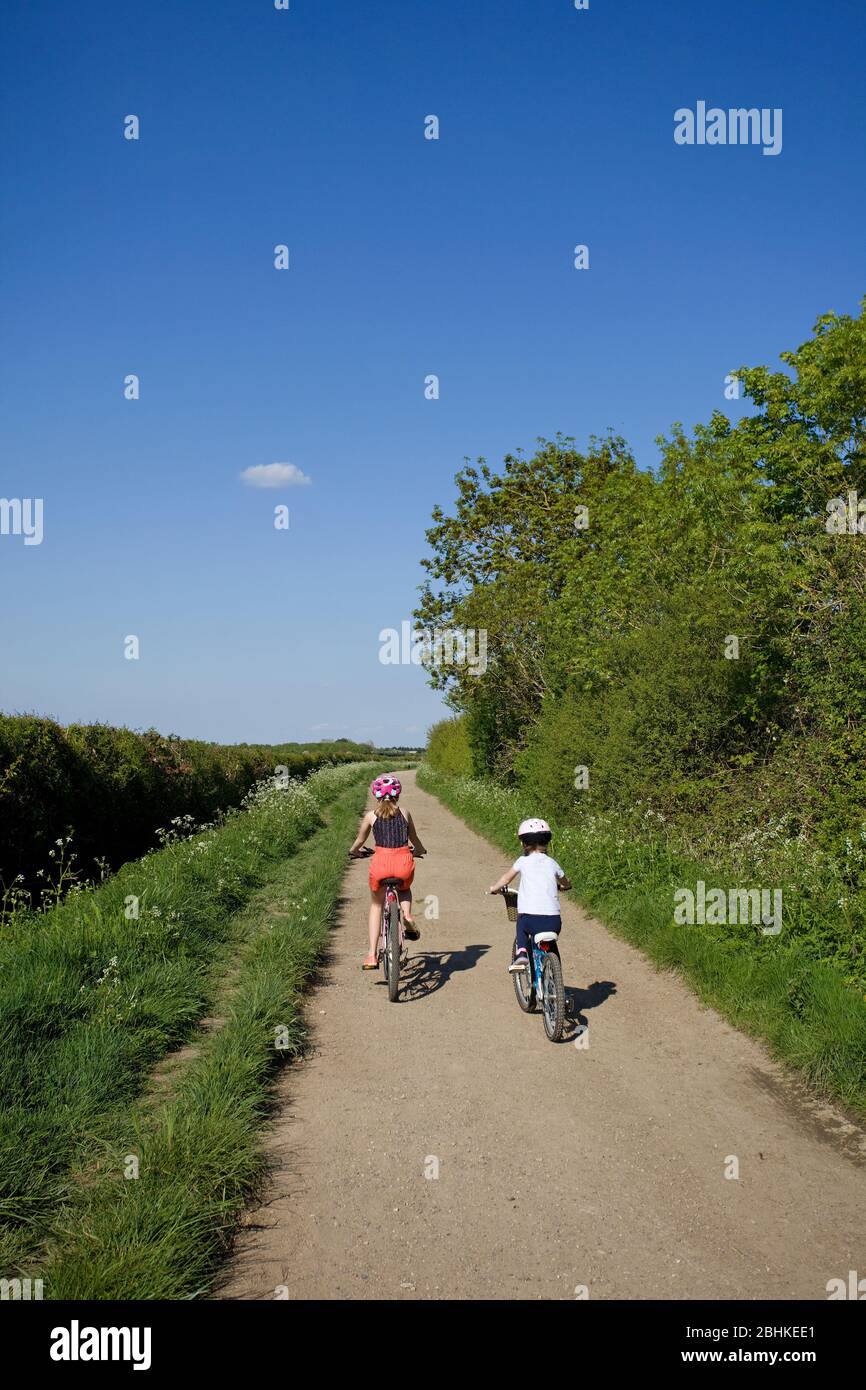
[217,772,865,1301]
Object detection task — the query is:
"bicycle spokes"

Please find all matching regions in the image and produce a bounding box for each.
[511,940,565,1041]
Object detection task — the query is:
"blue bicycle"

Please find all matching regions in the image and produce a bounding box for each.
[497,889,566,1042]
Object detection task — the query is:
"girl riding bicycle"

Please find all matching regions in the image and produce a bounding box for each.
[349,775,427,970]
[489,817,571,972]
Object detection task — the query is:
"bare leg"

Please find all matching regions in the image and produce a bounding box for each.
[366,888,384,964]
[399,888,414,924]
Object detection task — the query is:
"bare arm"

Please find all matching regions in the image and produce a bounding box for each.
[404,808,427,855]
[557,871,572,891]
[489,866,519,894]
[348,811,374,855]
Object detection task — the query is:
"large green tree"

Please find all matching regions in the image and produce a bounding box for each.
[420,300,866,840]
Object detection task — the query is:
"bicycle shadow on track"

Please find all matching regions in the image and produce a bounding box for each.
[562,979,617,1040]
[391,945,491,1002]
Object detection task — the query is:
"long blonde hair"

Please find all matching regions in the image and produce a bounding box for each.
[375,798,400,820]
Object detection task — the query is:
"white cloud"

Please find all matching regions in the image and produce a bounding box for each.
[240,462,311,488]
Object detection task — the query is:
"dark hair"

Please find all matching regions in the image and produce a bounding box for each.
[519,830,552,851]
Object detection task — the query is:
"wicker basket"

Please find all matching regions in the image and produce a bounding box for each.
[502,889,518,923]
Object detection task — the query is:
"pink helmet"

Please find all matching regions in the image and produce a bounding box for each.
[371,774,402,801]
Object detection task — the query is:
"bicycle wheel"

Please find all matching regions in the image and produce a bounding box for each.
[379,910,389,984]
[386,899,401,1002]
[512,939,536,1013]
[541,951,565,1042]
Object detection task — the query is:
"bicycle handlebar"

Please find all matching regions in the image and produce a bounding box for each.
[349,847,426,859]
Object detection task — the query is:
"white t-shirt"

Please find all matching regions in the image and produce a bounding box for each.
[511,853,565,916]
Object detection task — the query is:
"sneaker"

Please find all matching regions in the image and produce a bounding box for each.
[508,952,528,973]
[403,921,420,941]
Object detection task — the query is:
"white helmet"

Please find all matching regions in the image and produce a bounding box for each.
[518,818,551,836]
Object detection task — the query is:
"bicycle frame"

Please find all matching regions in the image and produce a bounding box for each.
[378,883,404,958]
[498,887,566,1041]
[528,936,557,995]
[378,875,411,1003]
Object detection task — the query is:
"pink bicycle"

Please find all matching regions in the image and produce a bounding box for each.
[353,848,422,1002]
[379,869,408,1002]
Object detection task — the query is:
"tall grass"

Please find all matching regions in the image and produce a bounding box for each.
[0,761,376,1281]
[40,781,370,1300]
[418,764,866,1116]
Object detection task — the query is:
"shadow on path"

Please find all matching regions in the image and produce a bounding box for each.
[563,978,618,1040]
[390,944,491,1002]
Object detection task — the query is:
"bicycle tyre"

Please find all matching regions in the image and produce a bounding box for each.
[380,911,389,986]
[512,938,536,1013]
[541,951,565,1042]
[386,899,401,1002]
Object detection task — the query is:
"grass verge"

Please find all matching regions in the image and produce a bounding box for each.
[418,764,866,1118]
[41,780,369,1299]
[0,763,375,1288]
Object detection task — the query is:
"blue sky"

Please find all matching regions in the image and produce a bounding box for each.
[2,0,864,745]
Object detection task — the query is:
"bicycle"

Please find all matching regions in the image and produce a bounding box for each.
[495,888,566,1042]
[352,847,422,1003]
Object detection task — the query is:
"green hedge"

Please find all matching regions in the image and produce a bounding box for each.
[0,715,372,902]
[425,716,472,776]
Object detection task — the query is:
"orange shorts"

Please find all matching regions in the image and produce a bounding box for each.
[369,846,415,892]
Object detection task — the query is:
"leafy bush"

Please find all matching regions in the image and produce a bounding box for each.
[426,716,472,776]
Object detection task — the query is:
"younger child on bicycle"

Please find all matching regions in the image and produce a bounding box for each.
[489,818,571,972]
[349,775,427,970]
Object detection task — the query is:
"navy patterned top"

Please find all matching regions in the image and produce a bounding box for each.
[373,809,409,848]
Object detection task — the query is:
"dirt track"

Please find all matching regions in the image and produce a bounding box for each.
[218,771,865,1301]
